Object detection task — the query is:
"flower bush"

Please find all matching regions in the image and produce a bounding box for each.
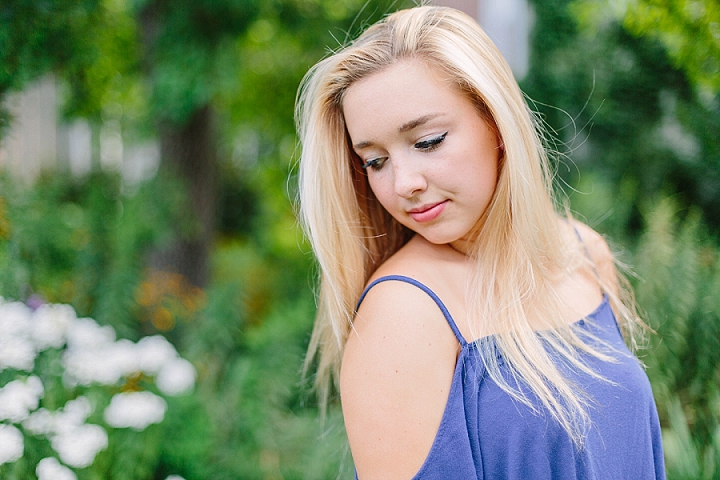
[0,296,195,479]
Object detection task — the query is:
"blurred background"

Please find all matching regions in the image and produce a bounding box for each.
[0,0,718,478]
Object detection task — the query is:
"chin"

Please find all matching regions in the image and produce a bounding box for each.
[416,231,465,246]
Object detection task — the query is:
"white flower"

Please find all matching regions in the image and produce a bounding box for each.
[156,358,196,396]
[62,349,110,387]
[61,320,192,393]
[0,301,36,372]
[0,301,32,337]
[24,396,93,436]
[136,335,178,375]
[32,303,76,350]
[106,339,145,378]
[0,336,37,372]
[104,391,167,430]
[0,376,44,422]
[62,338,138,387]
[36,457,78,480]
[0,423,24,466]
[65,317,115,351]
[165,476,185,480]
[53,396,94,437]
[23,408,54,435]
[60,397,93,425]
[50,423,108,468]
[1,299,197,473]
[22,397,107,468]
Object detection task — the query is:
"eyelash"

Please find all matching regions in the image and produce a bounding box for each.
[415,131,447,151]
[361,131,448,171]
[361,157,387,171]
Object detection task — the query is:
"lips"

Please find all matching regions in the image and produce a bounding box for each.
[408,200,448,223]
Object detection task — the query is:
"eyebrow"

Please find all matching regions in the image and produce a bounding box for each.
[352,113,444,150]
[398,113,441,133]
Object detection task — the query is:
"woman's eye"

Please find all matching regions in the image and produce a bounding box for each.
[362,157,387,171]
[415,132,447,151]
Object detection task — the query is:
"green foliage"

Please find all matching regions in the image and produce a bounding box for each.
[135,0,261,125]
[0,171,190,338]
[0,0,140,134]
[623,0,720,93]
[183,289,352,479]
[0,0,98,92]
[121,237,348,479]
[525,0,720,233]
[632,198,720,479]
[571,0,720,94]
[0,170,348,478]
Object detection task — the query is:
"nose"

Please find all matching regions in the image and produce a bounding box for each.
[392,156,427,198]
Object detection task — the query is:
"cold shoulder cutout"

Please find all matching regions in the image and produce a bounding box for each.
[354,276,665,480]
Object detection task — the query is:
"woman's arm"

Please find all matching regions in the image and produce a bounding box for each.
[341,279,459,479]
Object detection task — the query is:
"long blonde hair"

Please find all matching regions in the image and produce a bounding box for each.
[296,5,642,443]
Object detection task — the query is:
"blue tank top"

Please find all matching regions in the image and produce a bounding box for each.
[354,275,665,479]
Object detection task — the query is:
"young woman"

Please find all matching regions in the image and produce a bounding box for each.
[296,6,665,479]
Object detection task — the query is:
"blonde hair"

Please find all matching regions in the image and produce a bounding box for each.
[296,5,643,443]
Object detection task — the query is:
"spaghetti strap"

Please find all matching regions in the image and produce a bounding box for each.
[356,275,467,346]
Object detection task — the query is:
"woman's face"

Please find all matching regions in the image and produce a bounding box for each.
[342,60,502,253]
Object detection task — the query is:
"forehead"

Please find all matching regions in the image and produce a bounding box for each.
[341,60,470,139]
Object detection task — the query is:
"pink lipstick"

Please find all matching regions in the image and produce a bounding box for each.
[408,200,448,223]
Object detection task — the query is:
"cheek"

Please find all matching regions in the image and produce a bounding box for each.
[459,158,499,207]
[366,174,393,208]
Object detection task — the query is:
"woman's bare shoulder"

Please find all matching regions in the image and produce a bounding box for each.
[562,218,619,298]
[567,220,615,275]
[568,220,613,261]
[341,237,460,478]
